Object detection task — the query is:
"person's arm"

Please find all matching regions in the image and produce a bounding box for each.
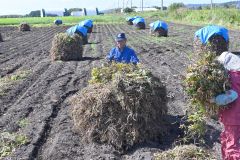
[106,48,115,62]
[130,50,139,64]
[217,51,229,65]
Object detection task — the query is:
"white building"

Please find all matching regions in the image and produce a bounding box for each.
[84,8,99,16]
[41,9,65,17]
[71,11,84,16]
[121,7,158,13]
[134,7,158,12]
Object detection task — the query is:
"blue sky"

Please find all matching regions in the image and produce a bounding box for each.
[0,0,233,15]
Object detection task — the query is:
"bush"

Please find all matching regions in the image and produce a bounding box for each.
[26,10,41,17]
[168,3,185,11]
[123,7,135,13]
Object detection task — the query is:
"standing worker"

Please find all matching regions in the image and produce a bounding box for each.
[217,51,240,160]
[106,33,139,64]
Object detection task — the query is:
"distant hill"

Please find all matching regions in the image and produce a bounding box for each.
[186,1,240,9]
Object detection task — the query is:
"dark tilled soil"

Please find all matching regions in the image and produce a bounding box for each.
[1,23,240,160]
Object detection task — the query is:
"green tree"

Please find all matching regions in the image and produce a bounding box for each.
[27,10,41,17]
[168,3,185,11]
[68,8,82,14]
[123,7,135,13]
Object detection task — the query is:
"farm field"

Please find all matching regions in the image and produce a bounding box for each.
[1,22,240,159]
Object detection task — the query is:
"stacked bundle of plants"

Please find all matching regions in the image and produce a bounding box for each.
[19,22,30,31]
[50,33,83,61]
[154,144,215,160]
[71,63,167,152]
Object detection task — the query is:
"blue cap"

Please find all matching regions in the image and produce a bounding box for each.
[115,33,126,41]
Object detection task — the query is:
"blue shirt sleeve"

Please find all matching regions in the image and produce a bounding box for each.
[129,49,139,64]
[106,48,115,61]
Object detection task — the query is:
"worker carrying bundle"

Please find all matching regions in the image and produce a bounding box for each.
[216,51,240,160]
[194,25,229,55]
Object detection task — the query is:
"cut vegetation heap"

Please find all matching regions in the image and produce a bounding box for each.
[183,53,229,143]
[50,33,83,61]
[71,63,167,152]
[19,22,30,31]
[185,53,229,116]
[194,35,229,56]
[154,144,215,160]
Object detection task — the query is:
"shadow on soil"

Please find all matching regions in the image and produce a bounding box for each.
[66,57,102,62]
[81,57,102,61]
[204,120,222,147]
[125,115,184,155]
[122,75,186,154]
[87,42,100,45]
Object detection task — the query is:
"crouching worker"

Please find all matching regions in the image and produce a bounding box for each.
[106,33,139,64]
[132,17,146,29]
[216,51,240,160]
[149,20,168,37]
[66,25,88,44]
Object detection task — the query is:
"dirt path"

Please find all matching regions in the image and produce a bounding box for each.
[1,22,240,160]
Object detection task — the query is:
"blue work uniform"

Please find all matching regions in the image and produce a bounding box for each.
[66,25,88,37]
[79,19,93,28]
[149,20,168,31]
[107,46,139,64]
[132,18,145,25]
